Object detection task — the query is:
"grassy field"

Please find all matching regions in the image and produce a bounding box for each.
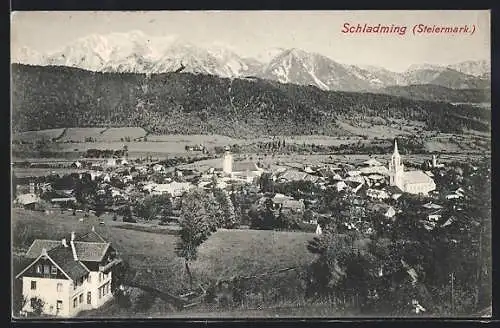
[12,128,66,142]
[12,126,491,160]
[12,208,316,296]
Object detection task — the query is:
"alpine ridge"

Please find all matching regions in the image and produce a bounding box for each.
[12,30,490,92]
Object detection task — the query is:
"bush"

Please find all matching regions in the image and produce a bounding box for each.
[116,292,132,309]
[123,216,137,223]
[134,292,156,312]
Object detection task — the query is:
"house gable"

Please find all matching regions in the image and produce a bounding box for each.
[16,252,72,281]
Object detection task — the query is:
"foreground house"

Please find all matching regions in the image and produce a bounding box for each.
[15,229,121,318]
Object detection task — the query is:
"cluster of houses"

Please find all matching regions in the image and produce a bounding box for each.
[13,138,477,318]
[14,140,457,224]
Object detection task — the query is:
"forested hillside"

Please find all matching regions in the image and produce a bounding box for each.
[11,64,490,137]
[379,84,490,104]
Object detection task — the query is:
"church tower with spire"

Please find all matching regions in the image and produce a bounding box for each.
[389,139,404,188]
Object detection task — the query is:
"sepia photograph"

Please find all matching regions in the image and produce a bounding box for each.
[10,10,491,319]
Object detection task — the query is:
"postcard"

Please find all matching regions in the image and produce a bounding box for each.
[11,10,491,319]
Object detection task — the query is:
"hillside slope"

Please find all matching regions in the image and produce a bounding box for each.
[379,84,490,103]
[11,64,490,137]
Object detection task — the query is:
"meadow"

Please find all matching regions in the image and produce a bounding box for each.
[12,128,66,143]
[11,126,491,162]
[12,208,316,298]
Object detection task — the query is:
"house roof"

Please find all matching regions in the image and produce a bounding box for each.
[403,171,435,185]
[363,158,383,167]
[47,246,89,280]
[77,230,107,243]
[360,166,390,175]
[233,162,259,172]
[73,242,110,262]
[50,197,77,202]
[278,170,319,183]
[25,240,62,258]
[422,202,443,210]
[25,230,110,261]
[16,193,41,205]
[17,246,89,281]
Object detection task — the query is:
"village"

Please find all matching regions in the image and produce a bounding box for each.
[12,139,490,318]
[13,140,464,230]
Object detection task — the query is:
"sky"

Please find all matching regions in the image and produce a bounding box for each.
[11,10,490,72]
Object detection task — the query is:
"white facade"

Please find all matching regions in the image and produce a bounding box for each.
[21,270,113,317]
[22,276,73,317]
[17,231,118,318]
[223,151,233,175]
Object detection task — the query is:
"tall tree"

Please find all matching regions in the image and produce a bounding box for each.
[175,188,219,287]
[213,188,238,229]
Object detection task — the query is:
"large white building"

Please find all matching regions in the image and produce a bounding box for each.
[221,150,264,182]
[15,229,121,318]
[388,140,436,195]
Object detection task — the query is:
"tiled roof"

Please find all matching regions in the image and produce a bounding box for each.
[403,171,435,185]
[233,162,259,172]
[77,230,107,243]
[25,231,110,262]
[279,170,319,182]
[363,159,383,166]
[47,246,89,281]
[73,242,110,262]
[25,240,62,259]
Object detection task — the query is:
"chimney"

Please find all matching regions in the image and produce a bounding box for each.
[41,248,47,257]
[70,232,78,261]
[62,238,68,247]
[91,226,95,232]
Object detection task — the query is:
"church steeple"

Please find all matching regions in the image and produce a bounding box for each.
[389,138,403,187]
[393,139,399,156]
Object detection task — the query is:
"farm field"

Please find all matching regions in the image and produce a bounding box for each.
[12,128,66,143]
[12,126,491,159]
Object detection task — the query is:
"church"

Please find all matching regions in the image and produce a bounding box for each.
[221,148,264,183]
[388,140,436,195]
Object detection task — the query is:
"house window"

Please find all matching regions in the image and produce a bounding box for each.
[36,265,42,274]
[43,264,50,274]
[87,274,91,283]
[31,281,36,290]
[98,287,102,299]
[98,273,102,282]
[30,298,37,309]
[56,283,63,292]
[56,300,63,311]
[79,294,83,304]
[73,298,77,308]
[87,292,92,304]
[51,266,58,275]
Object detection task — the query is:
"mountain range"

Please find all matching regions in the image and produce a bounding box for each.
[12,30,490,93]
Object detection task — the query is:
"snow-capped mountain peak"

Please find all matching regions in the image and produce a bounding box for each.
[12,30,490,91]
